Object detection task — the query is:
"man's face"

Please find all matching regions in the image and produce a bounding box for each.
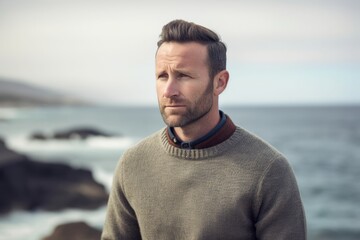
[155,42,214,128]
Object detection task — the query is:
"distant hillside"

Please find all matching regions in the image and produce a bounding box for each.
[0,78,87,107]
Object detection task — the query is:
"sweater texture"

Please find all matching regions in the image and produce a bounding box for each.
[102,126,306,240]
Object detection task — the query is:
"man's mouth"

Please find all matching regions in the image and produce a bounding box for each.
[165,104,185,108]
[163,104,187,112]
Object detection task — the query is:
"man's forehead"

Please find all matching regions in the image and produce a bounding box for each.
[159,41,206,54]
[156,42,208,64]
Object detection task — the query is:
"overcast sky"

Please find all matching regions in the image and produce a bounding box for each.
[0,0,359,105]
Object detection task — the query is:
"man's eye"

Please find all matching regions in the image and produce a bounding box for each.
[157,74,168,80]
[178,73,189,79]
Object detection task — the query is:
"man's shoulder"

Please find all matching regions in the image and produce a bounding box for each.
[234,126,285,162]
[232,126,294,180]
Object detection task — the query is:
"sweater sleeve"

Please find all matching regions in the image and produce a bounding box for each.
[254,157,307,240]
[101,156,142,240]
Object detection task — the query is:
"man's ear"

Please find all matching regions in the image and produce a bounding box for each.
[213,70,229,96]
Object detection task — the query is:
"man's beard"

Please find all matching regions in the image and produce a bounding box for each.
[158,80,214,128]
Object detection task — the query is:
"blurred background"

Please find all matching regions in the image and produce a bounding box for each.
[0,0,359,239]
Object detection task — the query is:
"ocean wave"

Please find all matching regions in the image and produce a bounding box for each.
[6,135,136,153]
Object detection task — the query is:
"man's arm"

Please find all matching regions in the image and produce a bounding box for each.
[101,159,141,240]
[254,157,307,240]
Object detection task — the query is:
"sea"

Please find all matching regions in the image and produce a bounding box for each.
[0,105,359,240]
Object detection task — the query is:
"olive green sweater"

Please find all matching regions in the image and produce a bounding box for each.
[102,127,306,240]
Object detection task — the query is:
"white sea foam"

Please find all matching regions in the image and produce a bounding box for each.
[85,136,134,149]
[0,108,18,120]
[93,167,114,191]
[6,135,135,153]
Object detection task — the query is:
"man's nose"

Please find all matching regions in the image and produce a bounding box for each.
[163,77,179,98]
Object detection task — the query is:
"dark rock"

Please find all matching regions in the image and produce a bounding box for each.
[0,137,5,147]
[30,132,48,140]
[0,137,108,215]
[42,221,102,240]
[53,127,112,140]
[30,127,114,140]
[0,137,28,165]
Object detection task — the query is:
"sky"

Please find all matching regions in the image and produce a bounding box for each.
[0,0,359,106]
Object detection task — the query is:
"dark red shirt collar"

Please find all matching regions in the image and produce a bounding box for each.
[166,111,236,149]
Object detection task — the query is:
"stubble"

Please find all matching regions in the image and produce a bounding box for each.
[159,80,214,128]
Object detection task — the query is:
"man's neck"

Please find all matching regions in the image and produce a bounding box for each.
[173,109,220,142]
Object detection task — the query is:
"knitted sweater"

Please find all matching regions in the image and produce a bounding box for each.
[101,127,306,240]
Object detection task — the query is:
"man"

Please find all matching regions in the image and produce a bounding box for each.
[102,19,306,239]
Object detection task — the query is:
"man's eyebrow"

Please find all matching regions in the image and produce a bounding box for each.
[174,68,193,75]
[156,68,192,74]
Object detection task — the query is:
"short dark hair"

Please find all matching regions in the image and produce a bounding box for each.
[157,19,227,79]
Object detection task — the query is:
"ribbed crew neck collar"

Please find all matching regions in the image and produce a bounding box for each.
[161,126,242,160]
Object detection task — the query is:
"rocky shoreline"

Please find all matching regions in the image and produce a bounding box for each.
[1,136,108,239]
[42,221,102,240]
[0,136,108,214]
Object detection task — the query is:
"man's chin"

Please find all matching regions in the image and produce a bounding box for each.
[161,114,187,127]
[163,117,182,127]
